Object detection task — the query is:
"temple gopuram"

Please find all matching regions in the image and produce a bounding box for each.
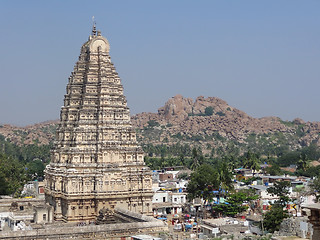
[44,25,153,222]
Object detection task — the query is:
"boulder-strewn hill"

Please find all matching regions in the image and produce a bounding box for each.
[1,95,320,157]
[132,95,320,156]
[0,120,58,146]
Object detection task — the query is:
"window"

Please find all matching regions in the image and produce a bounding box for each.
[43,214,46,221]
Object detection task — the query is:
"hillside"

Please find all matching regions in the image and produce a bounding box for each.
[132,95,320,156]
[0,120,58,146]
[1,95,320,158]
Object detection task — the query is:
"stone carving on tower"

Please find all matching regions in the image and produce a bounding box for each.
[44,25,153,222]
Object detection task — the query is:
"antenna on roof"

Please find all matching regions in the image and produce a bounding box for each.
[92,16,96,36]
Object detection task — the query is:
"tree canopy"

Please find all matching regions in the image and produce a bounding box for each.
[263,181,291,233]
[310,176,320,203]
[187,164,219,203]
[243,151,260,173]
[0,153,26,196]
[212,189,258,217]
[187,161,234,203]
[267,181,291,208]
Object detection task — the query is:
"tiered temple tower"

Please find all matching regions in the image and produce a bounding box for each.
[44,26,153,222]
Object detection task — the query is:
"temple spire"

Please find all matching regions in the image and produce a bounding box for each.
[44,27,153,222]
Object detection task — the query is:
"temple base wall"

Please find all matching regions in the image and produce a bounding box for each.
[46,193,153,222]
[0,208,167,240]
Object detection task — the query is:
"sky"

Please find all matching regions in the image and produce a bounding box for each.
[0,1,319,126]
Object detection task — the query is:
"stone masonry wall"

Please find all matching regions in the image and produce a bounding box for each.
[0,220,167,239]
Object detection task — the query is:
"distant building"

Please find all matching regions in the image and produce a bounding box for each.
[22,181,45,198]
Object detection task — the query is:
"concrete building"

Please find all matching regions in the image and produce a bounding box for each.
[22,181,45,198]
[44,25,153,222]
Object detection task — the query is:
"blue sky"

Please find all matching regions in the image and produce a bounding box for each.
[0,1,319,126]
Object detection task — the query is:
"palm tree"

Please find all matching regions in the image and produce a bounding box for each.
[243,151,260,175]
[217,161,234,192]
[297,153,310,172]
[214,160,234,204]
[179,153,185,166]
[190,147,204,170]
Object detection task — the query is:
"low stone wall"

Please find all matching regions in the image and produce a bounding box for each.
[0,198,44,212]
[0,208,168,240]
[0,221,167,239]
[273,216,312,239]
[115,207,158,223]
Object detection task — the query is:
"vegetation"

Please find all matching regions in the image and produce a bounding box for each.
[1,114,320,198]
[138,115,320,172]
[187,164,219,203]
[242,176,260,185]
[188,106,215,117]
[0,152,26,196]
[263,206,289,233]
[204,106,214,116]
[177,172,189,180]
[216,111,225,117]
[187,161,234,203]
[0,134,48,196]
[0,134,51,164]
[26,159,46,180]
[147,120,160,128]
[142,140,320,182]
[243,151,260,174]
[264,164,283,176]
[263,181,291,233]
[310,176,320,202]
[212,189,258,217]
[190,147,204,170]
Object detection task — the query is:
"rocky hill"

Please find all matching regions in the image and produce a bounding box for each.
[1,95,320,157]
[0,120,58,146]
[132,95,320,156]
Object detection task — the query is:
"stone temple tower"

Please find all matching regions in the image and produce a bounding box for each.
[44,25,153,222]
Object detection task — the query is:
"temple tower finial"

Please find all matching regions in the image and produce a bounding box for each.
[92,16,96,36]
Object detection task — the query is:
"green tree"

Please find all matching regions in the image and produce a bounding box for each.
[187,160,234,204]
[297,165,320,178]
[263,205,289,233]
[296,153,310,172]
[204,106,214,116]
[177,172,189,180]
[190,147,203,170]
[179,153,185,166]
[212,189,258,217]
[216,160,234,193]
[264,164,283,176]
[243,151,260,175]
[310,176,320,202]
[147,120,160,128]
[0,172,9,195]
[0,153,26,196]
[242,177,260,185]
[263,181,291,233]
[267,181,291,208]
[187,164,219,203]
[26,159,46,180]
